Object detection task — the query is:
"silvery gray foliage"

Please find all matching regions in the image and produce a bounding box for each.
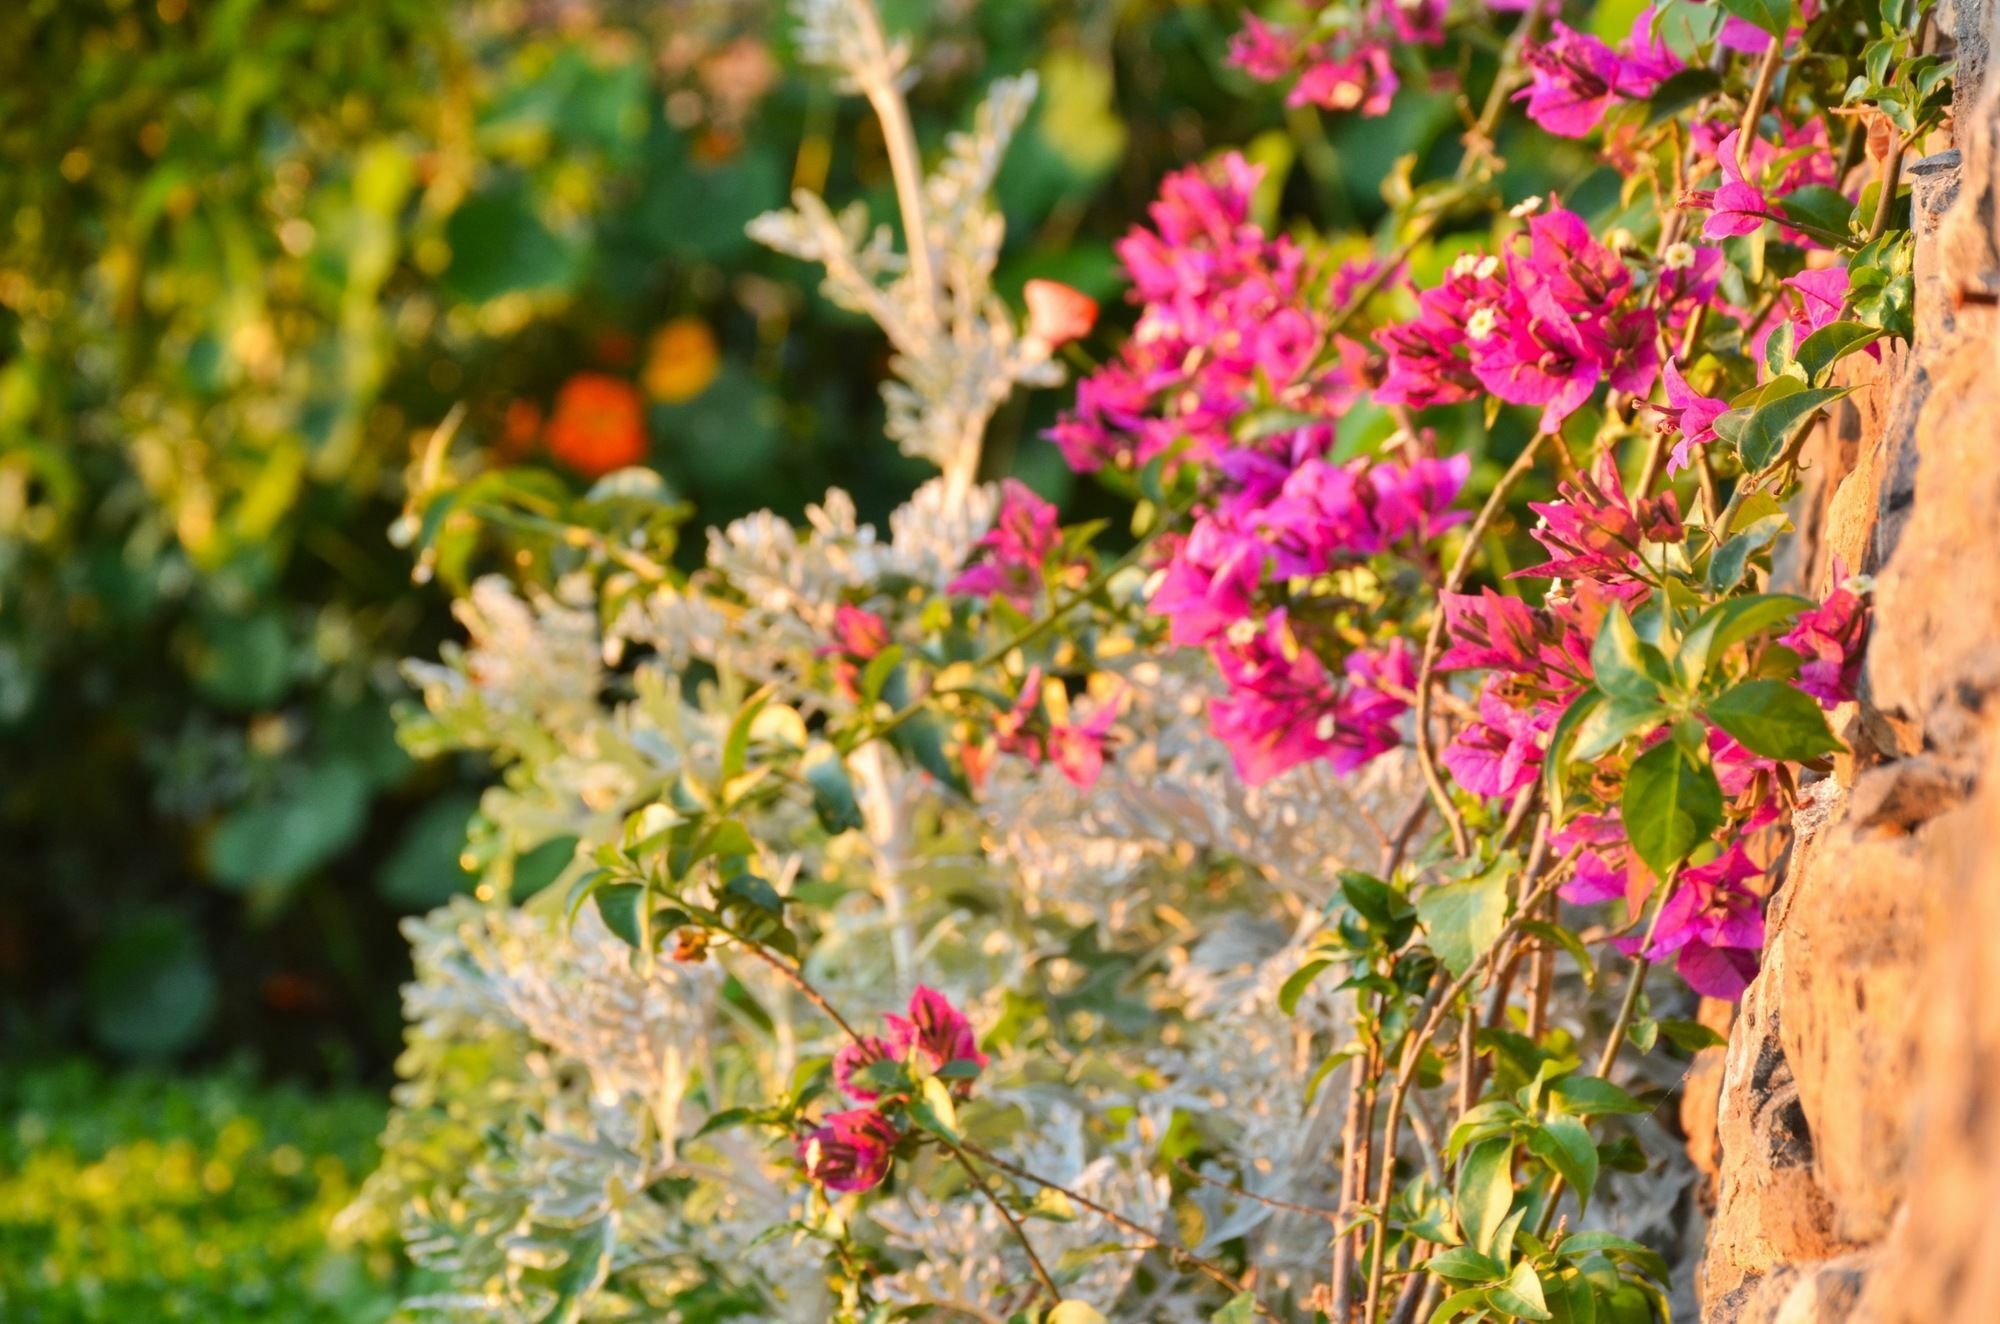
[750,2,1059,492]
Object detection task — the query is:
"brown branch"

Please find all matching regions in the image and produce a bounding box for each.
[1412,433,1548,858]
[959,1140,1282,1320]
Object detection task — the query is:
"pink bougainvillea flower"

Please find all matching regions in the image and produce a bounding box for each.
[833,1035,895,1103]
[1616,7,1684,88]
[1048,683,1125,790]
[1441,680,1559,799]
[1642,844,1767,999]
[798,1108,900,1193]
[1689,131,1771,238]
[1438,588,1557,675]
[1290,40,1399,117]
[948,479,1061,609]
[1226,13,1295,81]
[822,603,892,701]
[1517,452,1677,584]
[1782,561,1870,707]
[885,986,989,1089]
[1023,278,1099,348]
[1553,812,1637,906]
[1516,24,1632,138]
[1651,359,1729,474]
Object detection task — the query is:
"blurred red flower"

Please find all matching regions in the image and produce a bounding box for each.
[547,372,647,477]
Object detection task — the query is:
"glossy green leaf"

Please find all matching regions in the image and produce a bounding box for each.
[1705,679,1844,760]
[1418,861,1511,978]
[1457,1136,1516,1259]
[594,883,646,949]
[1737,386,1847,472]
[1590,605,1669,702]
[1795,321,1884,384]
[1527,1115,1600,1216]
[1548,1075,1652,1118]
[1620,740,1723,878]
[1675,592,1811,687]
[1718,0,1792,38]
[910,1075,960,1142]
[1489,1260,1553,1321]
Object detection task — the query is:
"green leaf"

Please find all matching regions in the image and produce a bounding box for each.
[1027,1187,1078,1222]
[1590,605,1668,703]
[1549,1270,1598,1324]
[1542,690,1605,815]
[1737,386,1846,472]
[207,759,372,894]
[1674,593,1812,687]
[1418,861,1511,978]
[1209,1295,1257,1324]
[1548,1075,1651,1118]
[1656,1018,1730,1052]
[1428,1246,1507,1283]
[87,911,219,1058]
[802,746,865,835]
[594,883,647,949]
[1620,740,1723,878]
[1777,185,1856,240]
[1489,1261,1554,1321]
[1430,1288,1497,1324]
[1795,321,1883,384]
[1556,1231,1670,1285]
[1527,1116,1600,1216]
[1457,1137,1516,1259]
[722,687,775,783]
[1643,68,1722,124]
[1569,696,1668,763]
[1718,0,1791,38]
[910,1075,960,1142]
[1706,513,1789,594]
[1340,870,1415,929]
[1705,679,1843,760]
[693,1107,758,1139]
[1279,959,1335,1016]
[722,873,785,915]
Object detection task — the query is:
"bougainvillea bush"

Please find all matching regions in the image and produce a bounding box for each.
[351,0,1949,1318]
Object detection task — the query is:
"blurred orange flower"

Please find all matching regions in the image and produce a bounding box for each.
[1024,278,1098,348]
[547,373,647,477]
[644,317,722,403]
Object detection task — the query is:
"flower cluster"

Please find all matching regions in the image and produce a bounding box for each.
[1515,10,1680,139]
[1378,207,1665,433]
[1228,2,1444,117]
[948,479,1067,610]
[800,987,988,1194]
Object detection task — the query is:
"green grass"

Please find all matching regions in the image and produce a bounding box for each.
[0,1062,402,1323]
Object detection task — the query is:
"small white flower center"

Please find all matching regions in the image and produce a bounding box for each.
[1663,241,1698,271]
[1465,307,1499,342]
[1226,618,1260,647]
[1474,254,1500,280]
[1509,195,1544,218]
[1314,713,1338,740]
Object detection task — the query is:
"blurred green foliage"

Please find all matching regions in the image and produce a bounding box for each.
[0,1061,399,1321]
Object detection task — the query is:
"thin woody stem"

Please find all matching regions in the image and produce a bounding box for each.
[1532,878,1676,1238]
[959,1140,1283,1321]
[1412,433,1548,859]
[1361,835,1565,1323]
[944,1141,1062,1303]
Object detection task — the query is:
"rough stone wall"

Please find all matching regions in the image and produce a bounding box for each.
[1692,6,2000,1320]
